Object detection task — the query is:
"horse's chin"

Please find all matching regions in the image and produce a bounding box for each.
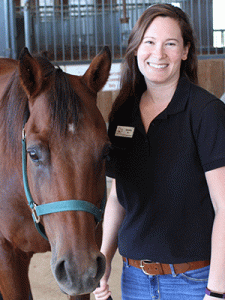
[54,266,104,297]
[50,249,106,296]
[59,280,99,297]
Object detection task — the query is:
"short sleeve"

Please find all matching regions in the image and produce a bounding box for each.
[196,100,225,172]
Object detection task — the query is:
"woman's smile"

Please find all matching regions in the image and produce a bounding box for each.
[147,62,168,69]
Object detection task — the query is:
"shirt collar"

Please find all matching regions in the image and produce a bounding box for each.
[166,75,191,116]
[131,75,191,126]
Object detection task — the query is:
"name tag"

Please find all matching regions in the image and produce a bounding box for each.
[115,126,135,138]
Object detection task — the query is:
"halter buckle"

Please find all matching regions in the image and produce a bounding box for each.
[32,203,40,223]
[22,128,26,140]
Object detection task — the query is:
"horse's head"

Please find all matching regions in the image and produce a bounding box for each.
[18,48,111,296]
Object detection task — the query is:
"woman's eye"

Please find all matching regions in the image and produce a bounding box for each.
[146,40,154,45]
[166,42,176,46]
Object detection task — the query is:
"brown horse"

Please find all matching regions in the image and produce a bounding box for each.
[0,47,111,299]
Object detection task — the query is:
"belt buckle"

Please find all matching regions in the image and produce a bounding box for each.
[140,260,155,275]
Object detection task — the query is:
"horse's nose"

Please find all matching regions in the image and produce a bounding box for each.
[95,253,106,280]
[52,251,106,296]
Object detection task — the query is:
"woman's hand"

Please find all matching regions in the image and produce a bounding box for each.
[93,264,112,300]
[93,281,111,300]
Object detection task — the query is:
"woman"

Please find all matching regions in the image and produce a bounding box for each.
[94,3,225,300]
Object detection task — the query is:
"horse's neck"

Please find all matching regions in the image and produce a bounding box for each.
[0,58,18,76]
[0,59,18,101]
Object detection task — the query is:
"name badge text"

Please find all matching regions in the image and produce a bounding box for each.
[115,126,135,138]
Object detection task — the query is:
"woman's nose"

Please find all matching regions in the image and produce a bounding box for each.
[152,44,165,59]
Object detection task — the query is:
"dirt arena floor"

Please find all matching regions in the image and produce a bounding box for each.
[29,250,122,300]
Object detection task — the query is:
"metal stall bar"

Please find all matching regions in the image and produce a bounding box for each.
[119,0,123,57]
[43,0,48,52]
[141,0,146,17]
[3,0,11,57]
[190,0,194,27]
[60,0,65,61]
[197,0,202,55]
[110,0,115,59]
[52,1,57,61]
[94,0,98,56]
[35,0,41,53]
[9,0,17,58]
[69,2,74,61]
[205,0,210,55]
[131,0,137,30]
[102,0,106,47]
[78,0,82,60]
[24,0,31,51]
[86,0,90,60]
[135,0,138,21]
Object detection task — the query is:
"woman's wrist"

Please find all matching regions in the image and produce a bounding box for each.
[205,287,225,298]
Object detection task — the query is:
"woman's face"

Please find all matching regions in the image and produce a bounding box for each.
[136,16,189,88]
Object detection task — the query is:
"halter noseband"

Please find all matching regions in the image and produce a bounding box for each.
[22,128,106,241]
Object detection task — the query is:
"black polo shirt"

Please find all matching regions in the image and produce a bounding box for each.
[106,76,225,264]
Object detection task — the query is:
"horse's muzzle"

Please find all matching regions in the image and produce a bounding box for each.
[51,251,106,296]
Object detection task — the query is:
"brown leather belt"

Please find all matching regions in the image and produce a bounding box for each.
[123,257,210,276]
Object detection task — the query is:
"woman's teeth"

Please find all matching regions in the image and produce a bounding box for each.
[148,63,168,69]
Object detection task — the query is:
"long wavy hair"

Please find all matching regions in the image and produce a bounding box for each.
[109,3,198,121]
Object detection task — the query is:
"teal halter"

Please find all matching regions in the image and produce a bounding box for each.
[22,128,107,241]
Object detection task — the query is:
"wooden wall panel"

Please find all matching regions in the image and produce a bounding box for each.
[198,59,225,99]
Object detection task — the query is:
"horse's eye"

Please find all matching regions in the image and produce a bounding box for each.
[27,149,39,162]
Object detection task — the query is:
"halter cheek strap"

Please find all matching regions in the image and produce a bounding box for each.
[22,129,107,241]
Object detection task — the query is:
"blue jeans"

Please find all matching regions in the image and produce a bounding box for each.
[121,260,209,300]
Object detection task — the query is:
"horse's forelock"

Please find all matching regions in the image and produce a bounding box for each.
[49,67,82,136]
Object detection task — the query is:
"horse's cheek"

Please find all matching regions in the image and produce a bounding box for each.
[28,165,50,202]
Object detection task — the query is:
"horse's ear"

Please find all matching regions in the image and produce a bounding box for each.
[19,47,44,98]
[82,46,111,94]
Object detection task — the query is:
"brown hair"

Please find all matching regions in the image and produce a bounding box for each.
[109,3,198,121]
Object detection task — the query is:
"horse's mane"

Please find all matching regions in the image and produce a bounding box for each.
[0,54,82,158]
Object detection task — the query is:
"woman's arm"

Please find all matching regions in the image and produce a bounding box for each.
[93,179,126,300]
[204,166,225,299]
